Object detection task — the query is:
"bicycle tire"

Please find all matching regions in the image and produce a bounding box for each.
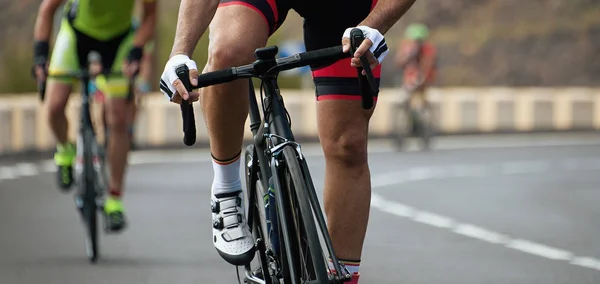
[280,146,329,284]
[78,129,99,263]
[83,193,99,263]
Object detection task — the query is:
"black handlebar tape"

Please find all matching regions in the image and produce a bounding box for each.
[196,68,236,87]
[349,28,376,110]
[297,46,347,66]
[175,64,197,146]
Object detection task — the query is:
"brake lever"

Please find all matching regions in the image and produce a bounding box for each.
[349,28,378,95]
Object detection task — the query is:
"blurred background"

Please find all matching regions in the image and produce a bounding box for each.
[1,0,600,283]
[2,0,599,92]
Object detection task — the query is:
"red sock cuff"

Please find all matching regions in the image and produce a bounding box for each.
[109,188,122,198]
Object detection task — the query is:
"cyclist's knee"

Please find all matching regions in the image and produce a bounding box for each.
[46,81,71,120]
[105,100,128,132]
[207,40,256,71]
[322,130,368,169]
[207,8,269,70]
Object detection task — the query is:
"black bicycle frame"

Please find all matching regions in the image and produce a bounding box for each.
[245,73,347,283]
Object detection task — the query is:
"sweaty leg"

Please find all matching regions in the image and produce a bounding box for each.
[202,4,271,266]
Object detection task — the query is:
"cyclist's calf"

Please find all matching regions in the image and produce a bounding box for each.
[45,81,73,143]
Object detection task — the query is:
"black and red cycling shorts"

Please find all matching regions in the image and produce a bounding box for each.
[219,0,381,102]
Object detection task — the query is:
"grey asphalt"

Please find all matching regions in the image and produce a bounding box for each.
[1,133,600,284]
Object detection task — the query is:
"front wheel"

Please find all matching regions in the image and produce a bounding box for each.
[280,146,329,284]
[391,101,412,151]
[83,198,98,263]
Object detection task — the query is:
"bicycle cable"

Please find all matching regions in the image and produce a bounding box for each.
[261,65,292,130]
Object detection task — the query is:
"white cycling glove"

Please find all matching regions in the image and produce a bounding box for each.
[342,26,389,65]
[159,54,198,101]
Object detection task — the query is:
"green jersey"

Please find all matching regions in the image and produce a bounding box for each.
[63,0,150,41]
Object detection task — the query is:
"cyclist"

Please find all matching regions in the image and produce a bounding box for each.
[93,21,155,151]
[394,23,437,111]
[159,0,416,282]
[32,0,156,232]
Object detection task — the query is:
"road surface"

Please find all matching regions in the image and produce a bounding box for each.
[1,133,600,284]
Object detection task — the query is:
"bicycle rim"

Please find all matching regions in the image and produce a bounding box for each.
[280,146,328,283]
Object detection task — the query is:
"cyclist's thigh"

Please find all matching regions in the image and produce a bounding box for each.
[301,0,381,106]
[207,0,290,69]
[47,19,79,109]
[301,0,381,153]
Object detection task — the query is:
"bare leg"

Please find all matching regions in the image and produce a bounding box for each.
[46,81,72,144]
[319,99,376,261]
[201,4,270,266]
[105,97,130,195]
[201,5,269,159]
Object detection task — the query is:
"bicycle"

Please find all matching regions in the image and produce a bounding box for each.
[391,76,436,151]
[38,51,134,263]
[174,28,376,284]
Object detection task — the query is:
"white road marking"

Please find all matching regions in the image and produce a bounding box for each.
[412,211,455,228]
[371,194,415,218]
[40,160,56,172]
[506,239,573,261]
[0,166,16,180]
[571,257,600,270]
[15,163,38,176]
[453,223,510,244]
[370,192,600,271]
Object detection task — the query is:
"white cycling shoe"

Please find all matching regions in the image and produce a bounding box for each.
[211,190,255,266]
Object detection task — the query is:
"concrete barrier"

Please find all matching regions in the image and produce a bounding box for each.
[1,87,599,155]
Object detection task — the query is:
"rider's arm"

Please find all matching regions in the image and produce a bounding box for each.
[133,0,157,48]
[34,0,64,42]
[394,41,409,69]
[358,0,417,35]
[170,0,220,57]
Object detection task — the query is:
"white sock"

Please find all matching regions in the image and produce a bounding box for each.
[211,154,242,196]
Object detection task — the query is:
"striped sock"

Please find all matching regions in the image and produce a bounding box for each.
[211,151,242,196]
[328,258,360,283]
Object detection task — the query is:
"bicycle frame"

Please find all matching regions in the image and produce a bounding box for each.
[242,62,347,284]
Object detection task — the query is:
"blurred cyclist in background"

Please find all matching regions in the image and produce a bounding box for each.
[33,0,156,232]
[394,23,437,111]
[93,21,155,150]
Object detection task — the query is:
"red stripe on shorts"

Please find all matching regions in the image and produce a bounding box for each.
[218,2,270,33]
[371,0,378,10]
[266,0,278,23]
[312,58,382,78]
